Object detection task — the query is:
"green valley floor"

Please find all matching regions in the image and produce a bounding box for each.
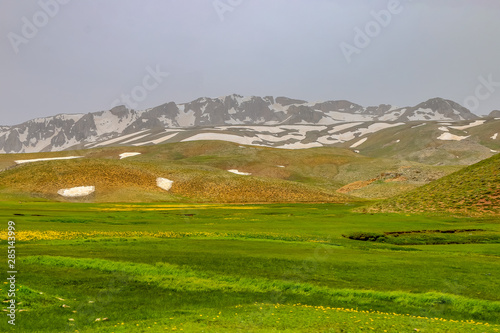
[1,201,499,332]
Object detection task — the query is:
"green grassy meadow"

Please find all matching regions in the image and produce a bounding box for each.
[1,201,499,332]
[370,152,500,216]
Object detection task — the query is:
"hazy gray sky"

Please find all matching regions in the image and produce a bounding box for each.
[1,0,500,125]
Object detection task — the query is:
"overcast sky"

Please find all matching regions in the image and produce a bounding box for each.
[1,0,500,126]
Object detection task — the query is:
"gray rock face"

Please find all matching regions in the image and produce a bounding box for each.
[123,102,180,135]
[4,131,23,153]
[0,95,479,154]
[69,113,98,142]
[275,97,307,106]
[286,105,323,124]
[312,100,363,113]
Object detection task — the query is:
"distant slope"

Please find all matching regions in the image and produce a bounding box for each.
[354,119,500,165]
[76,118,498,166]
[366,153,500,215]
[0,141,458,202]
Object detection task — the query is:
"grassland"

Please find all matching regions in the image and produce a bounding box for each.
[1,201,499,332]
[1,140,498,331]
[369,152,500,215]
[0,157,353,203]
[0,141,460,202]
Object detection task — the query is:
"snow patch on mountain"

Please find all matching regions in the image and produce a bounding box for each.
[89,130,150,148]
[0,96,480,154]
[449,120,486,130]
[182,133,261,146]
[132,132,179,146]
[437,133,470,141]
[328,122,363,133]
[120,133,153,144]
[350,137,368,148]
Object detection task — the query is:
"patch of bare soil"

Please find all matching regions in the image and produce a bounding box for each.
[337,167,445,194]
[337,179,376,193]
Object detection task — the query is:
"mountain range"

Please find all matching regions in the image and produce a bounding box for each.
[0,95,482,154]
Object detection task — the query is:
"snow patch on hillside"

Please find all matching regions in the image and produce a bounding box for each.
[449,120,486,130]
[156,178,174,191]
[437,133,470,141]
[119,152,141,159]
[15,156,83,164]
[350,137,367,148]
[57,186,95,197]
[228,169,251,176]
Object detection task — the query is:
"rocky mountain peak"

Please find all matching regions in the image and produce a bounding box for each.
[0,95,481,154]
[410,97,478,121]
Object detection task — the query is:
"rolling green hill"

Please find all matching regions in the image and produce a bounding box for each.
[0,140,463,203]
[366,153,500,215]
[0,142,357,203]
